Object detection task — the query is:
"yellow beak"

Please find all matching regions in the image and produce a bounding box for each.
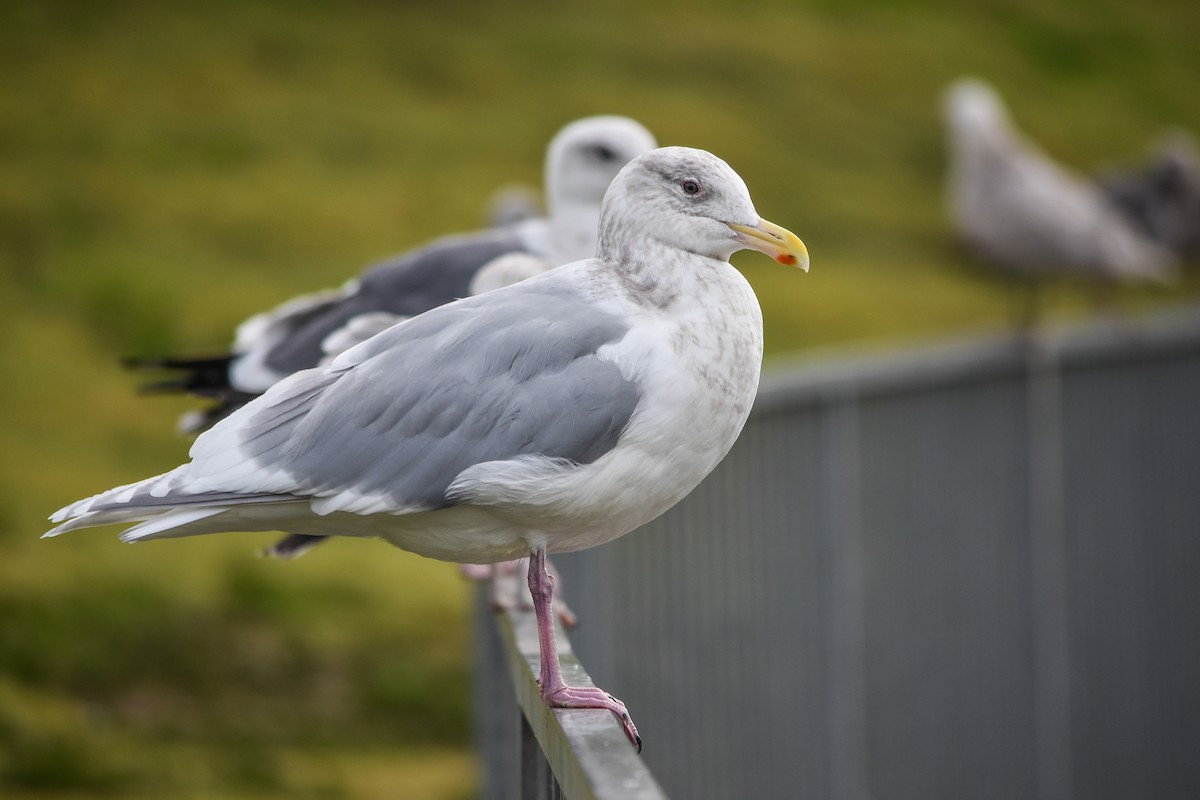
[727,219,810,272]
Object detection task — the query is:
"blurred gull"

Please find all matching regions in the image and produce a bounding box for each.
[315,252,554,366]
[1098,130,1200,261]
[47,146,811,749]
[483,182,542,228]
[135,115,658,432]
[942,78,1175,321]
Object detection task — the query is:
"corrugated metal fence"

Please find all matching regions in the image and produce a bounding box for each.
[477,307,1200,800]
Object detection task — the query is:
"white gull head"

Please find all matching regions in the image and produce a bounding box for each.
[597,146,810,269]
[943,78,1014,153]
[540,116,659,261]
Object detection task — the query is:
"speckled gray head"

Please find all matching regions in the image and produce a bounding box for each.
[597,146,810,269]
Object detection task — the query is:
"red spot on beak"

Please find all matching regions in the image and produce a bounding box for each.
[777,253,798,266]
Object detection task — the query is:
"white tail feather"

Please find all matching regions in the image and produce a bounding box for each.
[118,507,228,542]
[43,508,158,538]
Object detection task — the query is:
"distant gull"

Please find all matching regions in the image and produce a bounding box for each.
[942,78,1174,321]
[134,115,658,432]
[312,252,554,367]
[47,146,810,748]
[483,183,542,228]
[1097,130,1200,261]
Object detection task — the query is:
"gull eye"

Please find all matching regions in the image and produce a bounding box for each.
[587,144,617,162]
[680,179,702,196]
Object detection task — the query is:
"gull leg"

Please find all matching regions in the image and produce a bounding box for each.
[527,547,640,750]
[546,558,578,628]
[492,559,523,612]
[459,561,520,610]
[261,533,328,559]
[458,563,493,581]
[458,558,577,627]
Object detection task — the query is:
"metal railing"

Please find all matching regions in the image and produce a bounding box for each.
[474,586,668,800]
[476,305,1200,800]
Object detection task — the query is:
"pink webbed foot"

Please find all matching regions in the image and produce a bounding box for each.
[541,682,642,752]
[526,547,638,750]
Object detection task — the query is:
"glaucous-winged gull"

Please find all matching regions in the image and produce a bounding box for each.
[136,115,657,432]
[47,146,810,748]
[1098,130,1200,261]
[942,78,1174,322]
[483,183,542,229]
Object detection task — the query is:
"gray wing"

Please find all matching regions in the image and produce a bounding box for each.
[318,312,407,363]
[989,152,1173,279]
[1098,132,1200,258]
[191,273,641,514]
[128,228,535,428]
[260,227,532,377]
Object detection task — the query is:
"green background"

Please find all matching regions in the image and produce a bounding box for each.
[2,1,1198,796]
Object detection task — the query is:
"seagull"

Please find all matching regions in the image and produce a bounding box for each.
[134,115,658,432]
[246,119,653,565]
[46,146,810,749]
[312,253,554,368]
[1097,130,1200,261]
[483,183,542,228]
[942,78,1175,323]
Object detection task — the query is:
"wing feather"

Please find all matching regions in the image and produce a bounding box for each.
[187,270,642,514]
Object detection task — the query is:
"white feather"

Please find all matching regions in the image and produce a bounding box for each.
[119,507,228,542]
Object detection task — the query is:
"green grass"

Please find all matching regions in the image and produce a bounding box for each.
[2,0,1199,797]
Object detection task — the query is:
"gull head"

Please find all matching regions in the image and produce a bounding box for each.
[598,146,809,270]
[545,116,659,213]
[943,77,1011,140]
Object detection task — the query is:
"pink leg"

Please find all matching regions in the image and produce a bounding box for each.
[527,547,640,750]
[459,561,522,612]
[458,558,577,627]
[458,563,493,581]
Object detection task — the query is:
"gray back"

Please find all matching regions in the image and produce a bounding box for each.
[264,229,528,376]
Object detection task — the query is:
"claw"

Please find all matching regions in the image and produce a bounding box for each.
[542,684,642,749]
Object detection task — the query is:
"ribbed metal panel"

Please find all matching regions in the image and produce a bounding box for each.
[477,308,1200,800]
[855,375,1038,800]
[1059,349,1200,800]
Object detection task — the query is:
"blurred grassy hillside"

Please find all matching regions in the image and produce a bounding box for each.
[2,0,1198,797]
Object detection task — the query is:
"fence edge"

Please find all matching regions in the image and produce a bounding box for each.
[493,604,669,800]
